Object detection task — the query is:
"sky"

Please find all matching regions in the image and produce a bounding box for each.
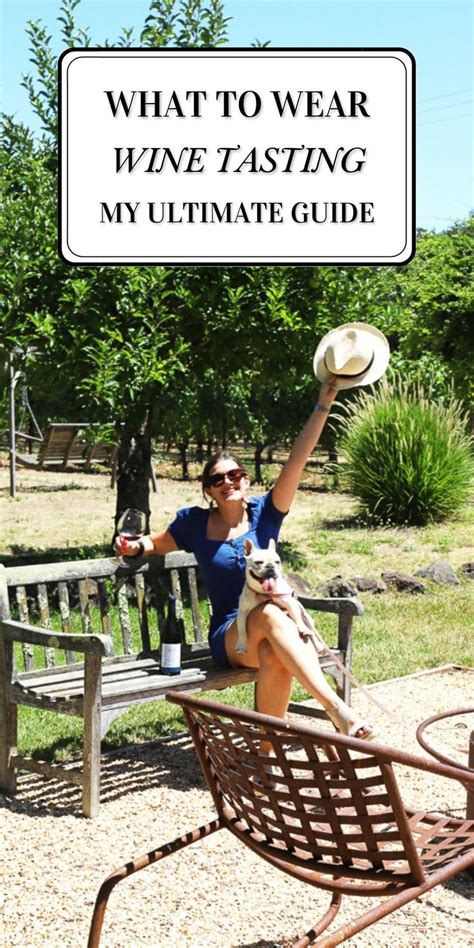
[1,0,473,232]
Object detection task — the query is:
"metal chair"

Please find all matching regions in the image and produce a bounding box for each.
[88,694,474,947]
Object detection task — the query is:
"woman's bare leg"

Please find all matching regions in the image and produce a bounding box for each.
[225,604,372,748]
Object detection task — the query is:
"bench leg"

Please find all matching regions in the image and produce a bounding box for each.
[0,700,18,795]
[337,616,353,706]
[83,652,102,818]
[0,637,18,795]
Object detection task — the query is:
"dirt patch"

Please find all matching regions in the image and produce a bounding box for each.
[1,667,473,947]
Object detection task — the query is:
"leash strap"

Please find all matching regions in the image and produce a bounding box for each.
[306,631,403,726]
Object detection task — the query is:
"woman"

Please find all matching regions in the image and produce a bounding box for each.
[118,377,373,741]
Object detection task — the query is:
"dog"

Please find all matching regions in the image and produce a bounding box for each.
[236,538,326,654]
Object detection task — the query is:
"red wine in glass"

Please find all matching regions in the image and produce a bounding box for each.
[116,508,146,563]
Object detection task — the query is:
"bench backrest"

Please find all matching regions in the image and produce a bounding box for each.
[172,693,427,891]
[37,425,80,467]
[35,425,116,468]
[0,554,209,671]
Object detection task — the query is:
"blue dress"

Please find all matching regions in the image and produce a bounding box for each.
[167,492,286,667]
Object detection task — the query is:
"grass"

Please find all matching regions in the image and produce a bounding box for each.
[2,464,473,764]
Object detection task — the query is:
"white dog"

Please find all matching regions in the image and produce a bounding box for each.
[236,538,326,654]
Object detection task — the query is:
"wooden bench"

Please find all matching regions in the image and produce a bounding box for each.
[0,555,362,817]
[16,424,117,471]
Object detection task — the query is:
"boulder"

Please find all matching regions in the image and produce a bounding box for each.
[317,575,358,598]
[460,562,474,581]
[415,561,460,586]
[351,576,388,594]
[284,571,313,596]
[381,570,426,594]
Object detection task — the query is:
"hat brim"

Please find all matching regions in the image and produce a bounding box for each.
[313,322,390,390]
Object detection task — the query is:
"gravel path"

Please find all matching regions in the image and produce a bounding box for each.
[1,667,473,947]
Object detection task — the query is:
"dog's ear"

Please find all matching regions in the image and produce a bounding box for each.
[268,538,276,552]
[243,538,254,556]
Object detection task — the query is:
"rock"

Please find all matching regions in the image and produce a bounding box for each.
[460,562,474,581]
[284,572,313,595]
[351,576,388,594]
[381,570,425,594]
[415,561,460,586]
[317,575,358,598]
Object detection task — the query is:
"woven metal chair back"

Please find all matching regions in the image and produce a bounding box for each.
[182,697,426,893]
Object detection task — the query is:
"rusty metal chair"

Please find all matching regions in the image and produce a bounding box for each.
[88,694,474,947]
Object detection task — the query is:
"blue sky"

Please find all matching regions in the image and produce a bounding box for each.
[2,0,473,231]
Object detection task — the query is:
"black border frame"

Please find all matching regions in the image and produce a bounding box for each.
[58,46,416,267]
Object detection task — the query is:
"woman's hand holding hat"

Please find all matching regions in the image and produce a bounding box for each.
[316,376,339,411]
[313,323,390,390]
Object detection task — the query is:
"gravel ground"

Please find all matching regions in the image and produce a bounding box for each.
[1,667,473,948]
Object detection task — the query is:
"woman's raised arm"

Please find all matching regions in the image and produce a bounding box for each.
[271,378,338,514]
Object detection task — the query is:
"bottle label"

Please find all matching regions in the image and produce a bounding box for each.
[160,643,181,674]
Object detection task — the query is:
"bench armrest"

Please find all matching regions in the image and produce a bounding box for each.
[297,595,363,617]
[0,618,114,657]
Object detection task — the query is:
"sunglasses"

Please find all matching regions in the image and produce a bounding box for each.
[206,467,247,488]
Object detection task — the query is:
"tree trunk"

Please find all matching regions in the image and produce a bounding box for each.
[328,445,339,489]
[178,440,189,480]
[254,443,266,485]
[195,439,204,463]
[114,424,152,538]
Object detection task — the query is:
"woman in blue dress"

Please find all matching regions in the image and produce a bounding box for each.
[119,377,373,741]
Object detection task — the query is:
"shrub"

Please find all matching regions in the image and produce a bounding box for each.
[335,379,473,525]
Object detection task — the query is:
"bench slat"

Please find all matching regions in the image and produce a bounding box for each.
[4,553,198,587]
[58,581,76,663]
[37,583,56,668]
[78,579,92,634]
[117,582,133,654]
[16,587,33,671]
[152,572,166,639]
[16,653,165,687]
[101,667,259,709]
[10,684,82,715]
[188,568,204,642]
[97,579,111,637]
[135,573,151,652]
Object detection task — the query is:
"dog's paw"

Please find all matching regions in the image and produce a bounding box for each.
[235,642,248,654]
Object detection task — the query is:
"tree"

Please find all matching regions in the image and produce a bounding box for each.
[2,0,471,535]
[392,222,474,401]
[1,0,231,530]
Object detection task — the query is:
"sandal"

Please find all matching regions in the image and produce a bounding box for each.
[327,703,375,741]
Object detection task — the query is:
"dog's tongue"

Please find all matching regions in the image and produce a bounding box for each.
[262,577,276,593]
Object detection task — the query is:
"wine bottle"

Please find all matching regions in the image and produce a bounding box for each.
[160,593,182,675]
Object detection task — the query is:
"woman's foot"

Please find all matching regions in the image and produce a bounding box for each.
[326,703,375,741]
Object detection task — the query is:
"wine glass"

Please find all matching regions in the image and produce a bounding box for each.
[116,508,146,565]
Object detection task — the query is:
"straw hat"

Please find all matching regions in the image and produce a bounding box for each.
[313,323,390,390]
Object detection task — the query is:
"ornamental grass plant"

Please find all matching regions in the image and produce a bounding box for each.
[335,379,473,525]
